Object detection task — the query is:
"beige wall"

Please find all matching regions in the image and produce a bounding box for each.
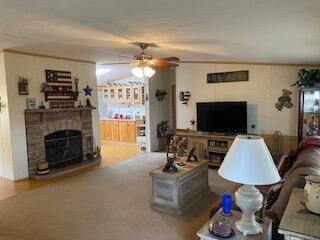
[0,53,15,179]
[1,52,99,180]
[145,68,174,151]
[176,63,303,136]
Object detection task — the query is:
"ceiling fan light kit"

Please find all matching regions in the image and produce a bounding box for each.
[131,66,144,78]
[102,42,179,78]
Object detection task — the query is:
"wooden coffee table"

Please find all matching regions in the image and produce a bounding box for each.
[149,158,208,215]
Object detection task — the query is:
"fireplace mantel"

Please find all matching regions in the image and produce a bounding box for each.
[25,106,96,113]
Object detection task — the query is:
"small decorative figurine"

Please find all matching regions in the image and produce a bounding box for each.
[74,78,79,92]
[187,147,198,162]
[190,120,196,131]
[162,158,178,173]
[39,101,46,109]
[250,123,256,134]
[83,84,93,96]
[86,98,92,107]
[177,138,187,157]
[157,121,169,137]
[275,89,293,111]
[166,138,178,160]
[40,82,53,92]
[77,101,83,108]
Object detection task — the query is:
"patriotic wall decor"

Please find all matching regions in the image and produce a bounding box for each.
[44,70,79,101]
[179,91,191,105]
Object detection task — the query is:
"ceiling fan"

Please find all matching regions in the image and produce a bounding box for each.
[101,42,179,78]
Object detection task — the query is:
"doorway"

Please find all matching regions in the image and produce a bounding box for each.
[96,65,145,165]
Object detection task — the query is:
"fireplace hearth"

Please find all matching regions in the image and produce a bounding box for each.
[45,130,83,169]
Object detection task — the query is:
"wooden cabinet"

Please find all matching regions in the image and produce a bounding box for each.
[298,87,320,143]
[100,120,136,142]
[119,121,128,141]
[100,121,105,139]
[104,121,112,140]
[111,121,120,141]
[127,122,136,142]
[102,83,144,105]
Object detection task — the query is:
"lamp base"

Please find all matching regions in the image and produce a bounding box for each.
[235,184,263,235]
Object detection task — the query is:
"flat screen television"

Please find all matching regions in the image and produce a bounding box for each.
[196,102,247,134]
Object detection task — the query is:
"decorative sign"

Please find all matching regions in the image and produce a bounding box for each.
[207,70,249,83]
[26,98,37,109]
[44,70,78,101]
[18,77,29,95]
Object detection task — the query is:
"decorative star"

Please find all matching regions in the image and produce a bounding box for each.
[83,85,92,96]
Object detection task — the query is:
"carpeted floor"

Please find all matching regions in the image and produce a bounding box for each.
[0,153,231,240]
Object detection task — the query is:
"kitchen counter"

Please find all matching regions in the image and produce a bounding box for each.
[100,118,137,122]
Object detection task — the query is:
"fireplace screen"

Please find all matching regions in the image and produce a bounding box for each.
[44,130,83,168]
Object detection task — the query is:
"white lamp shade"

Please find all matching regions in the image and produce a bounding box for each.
[218,135,280,185]
[131,66,144,78]
[143,66,155,78]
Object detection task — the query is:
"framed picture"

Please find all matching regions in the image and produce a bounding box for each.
[26,98,37,109]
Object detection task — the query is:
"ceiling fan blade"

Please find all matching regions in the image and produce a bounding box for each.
[100,62,132,65]
[153,61,179,68]
[156,57,180,62]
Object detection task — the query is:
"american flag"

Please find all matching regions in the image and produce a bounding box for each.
[45,70,73,92]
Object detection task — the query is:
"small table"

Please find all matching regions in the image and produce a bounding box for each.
[149,159,208,215]
[278,188,320,240]
[197,208,272,240]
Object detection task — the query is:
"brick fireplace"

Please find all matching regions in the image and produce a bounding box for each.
[25,107,95,176]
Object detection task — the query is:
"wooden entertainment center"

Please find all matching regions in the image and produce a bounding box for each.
[189,134,235,168]
[175,129,298,167]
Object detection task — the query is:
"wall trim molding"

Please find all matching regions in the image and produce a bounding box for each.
[178,60,320,67]
[3,49,96,64]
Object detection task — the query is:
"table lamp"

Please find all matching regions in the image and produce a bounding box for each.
[218,135,280,235]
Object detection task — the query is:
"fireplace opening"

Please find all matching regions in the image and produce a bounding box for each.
[44,130,83,169]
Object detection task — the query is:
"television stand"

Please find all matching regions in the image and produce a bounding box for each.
[178,131,236,168]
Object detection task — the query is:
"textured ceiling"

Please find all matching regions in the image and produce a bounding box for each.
[0,0,320,64]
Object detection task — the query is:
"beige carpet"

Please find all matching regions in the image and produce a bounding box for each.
[0,153,226,240]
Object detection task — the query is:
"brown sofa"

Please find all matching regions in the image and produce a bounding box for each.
[209,137,320,238]
[266,146,320,222]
